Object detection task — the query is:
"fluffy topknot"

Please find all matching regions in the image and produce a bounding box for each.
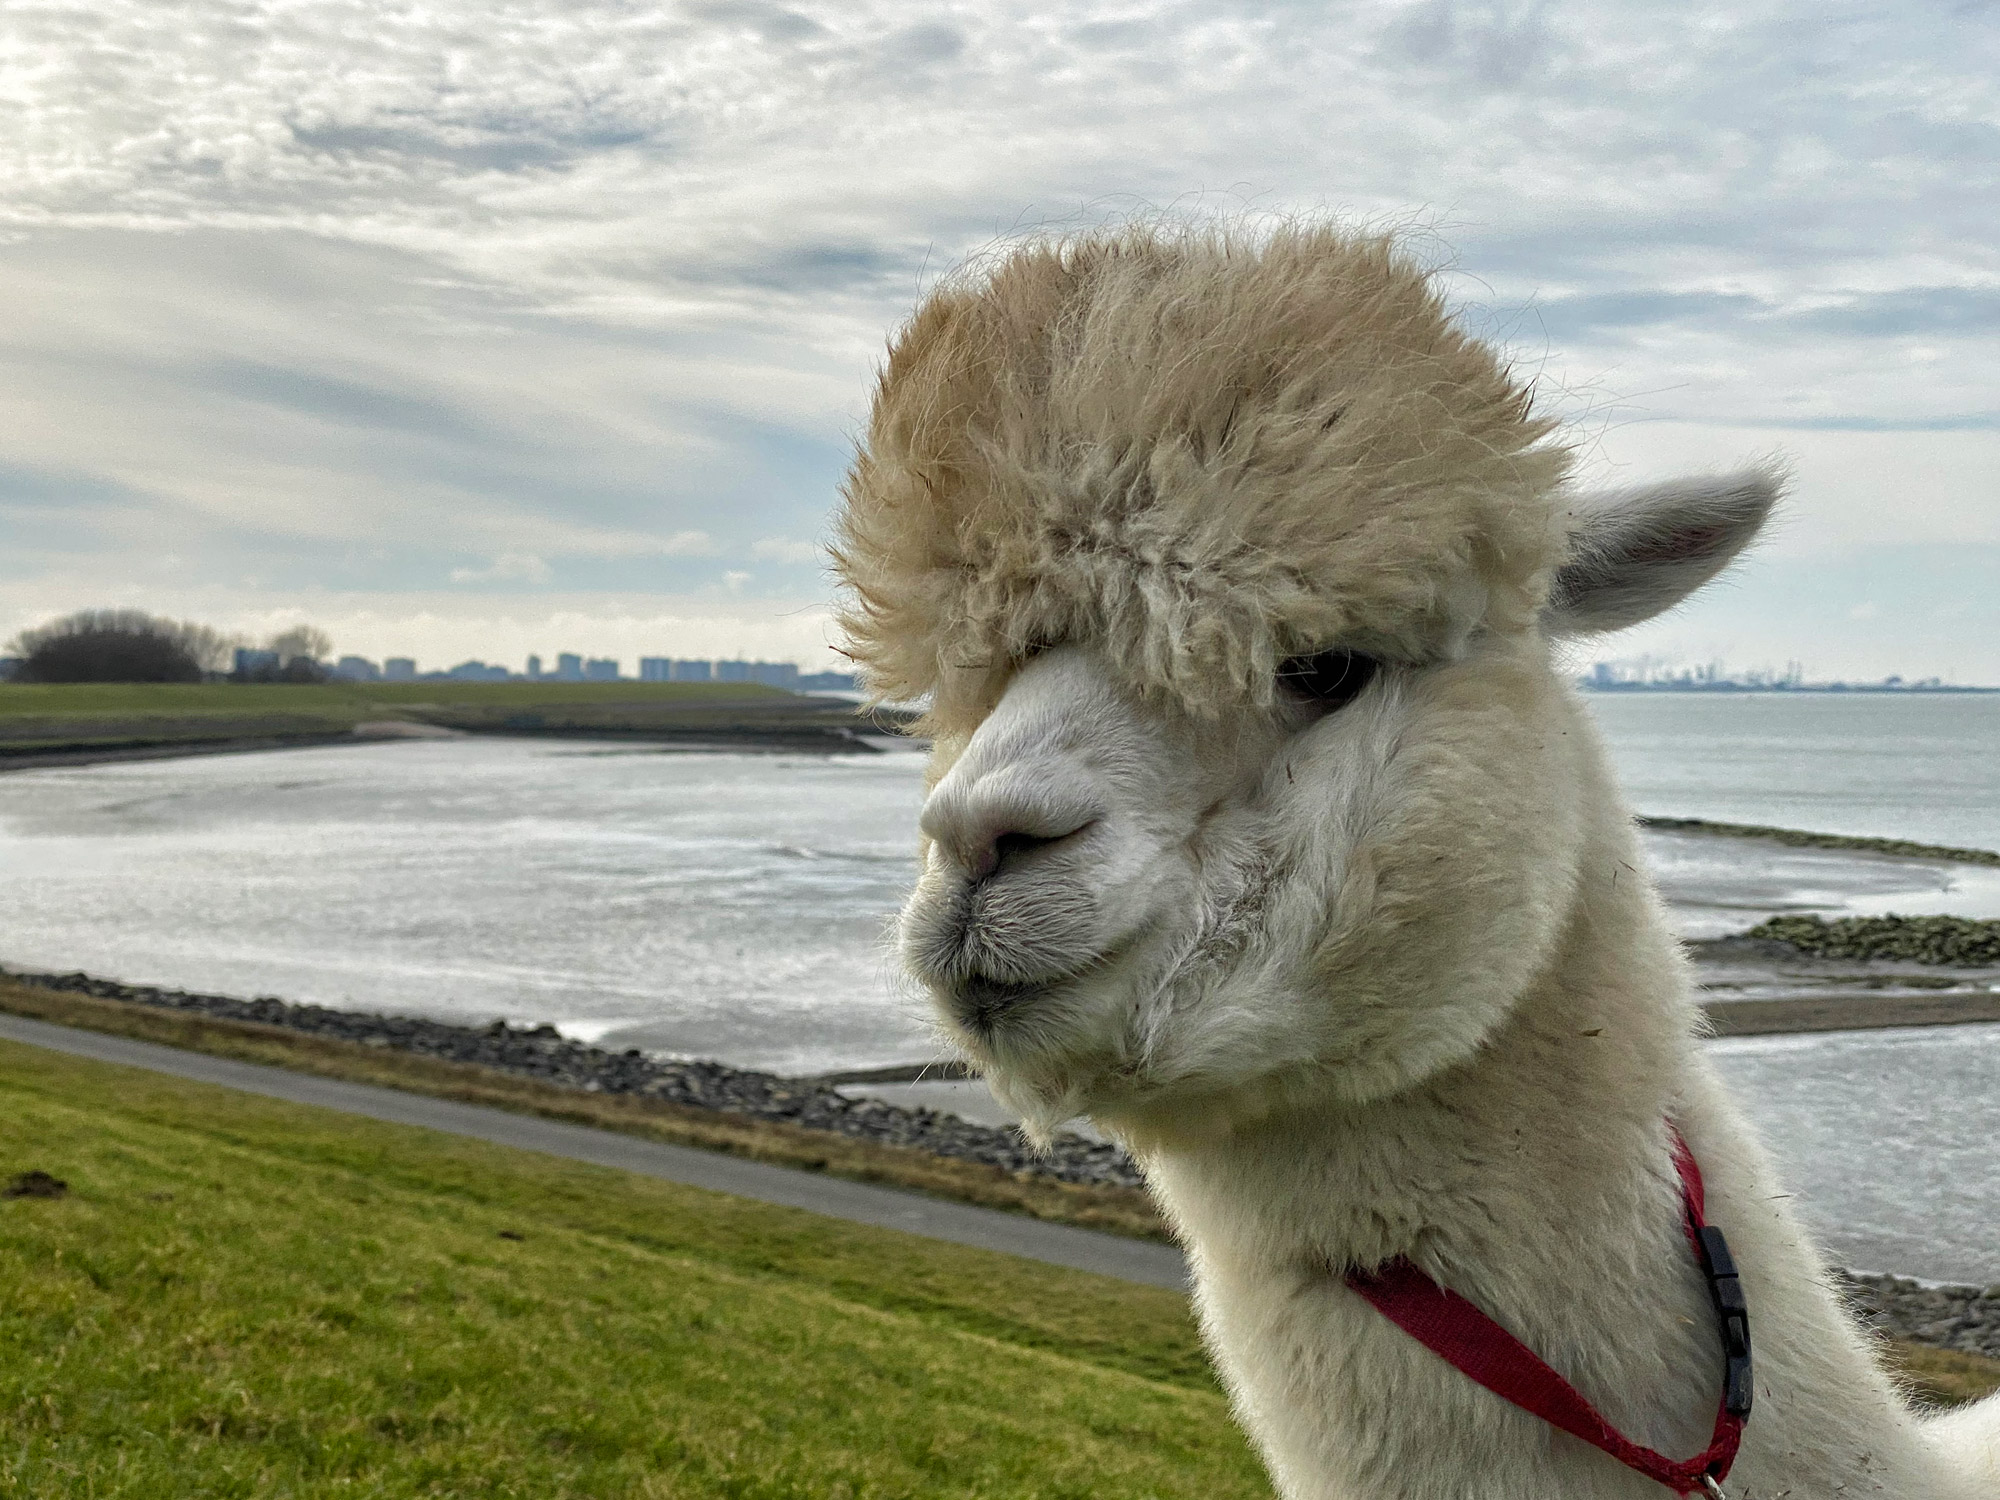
[833,223,1571,739]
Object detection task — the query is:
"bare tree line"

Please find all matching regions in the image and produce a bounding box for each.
[4,609,335,684]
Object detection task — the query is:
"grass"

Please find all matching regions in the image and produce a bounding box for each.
[0,680,867,756]
[0,1039,1271,1499]
[1,979,1991,1493]
[1894,1345,2000,1410]
[0,681,788,720]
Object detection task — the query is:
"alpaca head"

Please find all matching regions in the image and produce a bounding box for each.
[834,224,1779,1138]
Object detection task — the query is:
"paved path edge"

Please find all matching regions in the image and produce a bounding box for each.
[0,1012,1187,1291]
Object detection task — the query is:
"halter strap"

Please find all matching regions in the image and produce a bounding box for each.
[1344,1127,1750,1496]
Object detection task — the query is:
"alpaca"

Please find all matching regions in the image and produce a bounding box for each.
[833,224,2000,1498]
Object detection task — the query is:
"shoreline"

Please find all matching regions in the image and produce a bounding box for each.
[0,722,914,772]
[0,965,1142,1192]
[8,959,2000,1165]
[1637,814,2000,868]
[3,964,1994,1366]
[0,729,380,772]
[0,688,924,773]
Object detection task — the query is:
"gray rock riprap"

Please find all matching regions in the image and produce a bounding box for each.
[4,967,1143,1190]
[1839,1271,2000,1361]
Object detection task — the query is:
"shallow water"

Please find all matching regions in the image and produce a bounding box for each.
[0,740,931,1075]
[1644,829,2000,939]
[1711,1024,2000,1285]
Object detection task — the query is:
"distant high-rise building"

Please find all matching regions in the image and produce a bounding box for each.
[748,661,800,690]
[672,659,711,682]
[639,657,671,682]
[332,656,381,682]
[447,660,510,681]
[383,657,417,681]
[584,657,619,681]
[234,647,281,676]
[555,653,584,682]
[525,654,543,680]
[714,659,750,683]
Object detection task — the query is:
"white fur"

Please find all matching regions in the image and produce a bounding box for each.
[1545,471,1785,635]
[895,526,1996,1498]
[842,225,1993,1497]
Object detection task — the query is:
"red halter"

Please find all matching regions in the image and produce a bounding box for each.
[1345,1129,1751,1497]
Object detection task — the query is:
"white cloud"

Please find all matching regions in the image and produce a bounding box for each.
[751,536,821,564]
[1571,422,2000,556]
[660,531,721,556]
[449,552,551,584]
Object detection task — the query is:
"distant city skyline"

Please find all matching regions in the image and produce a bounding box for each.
[1575,656,1992,693]
[321,649,856,692]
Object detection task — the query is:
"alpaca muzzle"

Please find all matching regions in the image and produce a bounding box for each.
[947,973,1044,1032]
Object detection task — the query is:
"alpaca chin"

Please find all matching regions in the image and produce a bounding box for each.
[925,961,1144,1143]
[978,1063,1092,1149]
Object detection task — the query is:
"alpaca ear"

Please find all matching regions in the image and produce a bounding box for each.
[1542,467,1783,636]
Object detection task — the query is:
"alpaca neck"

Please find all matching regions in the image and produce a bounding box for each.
[1131,822,1950,1499]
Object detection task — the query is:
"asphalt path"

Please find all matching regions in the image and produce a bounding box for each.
[0,1012,1188,1291]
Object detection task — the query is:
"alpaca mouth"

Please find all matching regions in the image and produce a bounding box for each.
[948,974,1044,1032]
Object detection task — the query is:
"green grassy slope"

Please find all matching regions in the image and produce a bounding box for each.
[0,680,787,719]
[0,680,888,755]
[0,1039,1270,1500]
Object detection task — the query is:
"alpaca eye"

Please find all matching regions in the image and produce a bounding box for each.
[1276,649,1377,712]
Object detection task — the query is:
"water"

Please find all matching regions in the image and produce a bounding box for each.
[0,740,934,1075]
[1,698,1997,1063]
[3,696,1996,1064]
[1642,829,2000,939]
[1713,1025,2000,1285]
[1582,691,2000,853]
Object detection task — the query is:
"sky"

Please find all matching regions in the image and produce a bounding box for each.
[2,1,1996,681]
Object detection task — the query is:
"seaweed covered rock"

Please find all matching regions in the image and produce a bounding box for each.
[1743,914,2000,966]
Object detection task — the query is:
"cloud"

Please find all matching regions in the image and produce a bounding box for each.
[449,553,551,585]
[751,536,821,564]
[0,0,1996,675]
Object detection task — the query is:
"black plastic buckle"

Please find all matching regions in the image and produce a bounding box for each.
[1695,1224,1754,1419]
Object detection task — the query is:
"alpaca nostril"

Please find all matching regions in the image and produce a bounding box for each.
[918,761,1106,885]
[961,824,1091,884]
[988,828,1075,878]
[995,828,1052,864]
